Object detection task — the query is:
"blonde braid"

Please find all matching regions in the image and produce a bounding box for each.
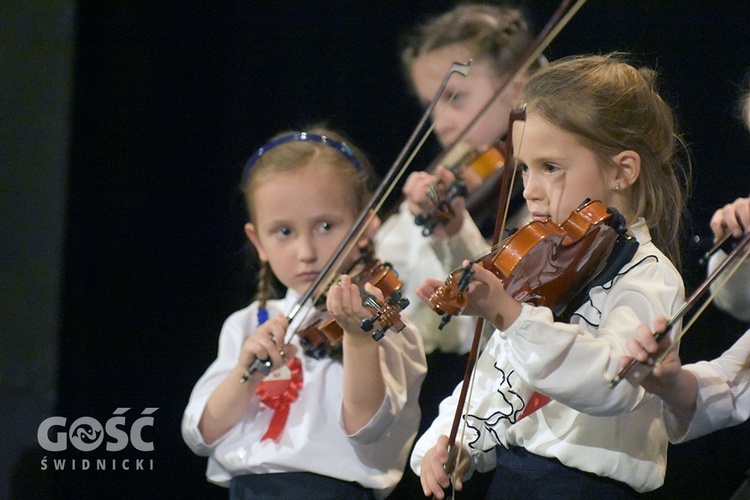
[256,261,281,309]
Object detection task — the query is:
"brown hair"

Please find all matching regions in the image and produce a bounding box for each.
[241,125,375,305]
[519,54,690,268]
[400,4,542,90]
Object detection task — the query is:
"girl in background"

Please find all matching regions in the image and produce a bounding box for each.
[376,1,542,437]
[376,6,544,497]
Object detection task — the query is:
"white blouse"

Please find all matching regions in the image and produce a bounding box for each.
[182,290,427,498]
[411,219,685,493]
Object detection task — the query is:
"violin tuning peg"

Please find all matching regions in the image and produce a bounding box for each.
[446,180,468,199]
[360,317,374,332]
[360,316,387,341]
[370,329,386,341]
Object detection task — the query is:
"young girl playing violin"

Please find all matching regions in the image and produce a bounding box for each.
[411,53,689,498]
[181,126,426,499]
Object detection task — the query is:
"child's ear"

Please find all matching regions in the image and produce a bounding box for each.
[244,223,268,262]
[612,150,641,190]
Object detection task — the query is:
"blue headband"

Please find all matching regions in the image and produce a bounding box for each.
[242,132,362,183]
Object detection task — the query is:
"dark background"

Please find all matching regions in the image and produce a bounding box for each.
[4,1,750,499]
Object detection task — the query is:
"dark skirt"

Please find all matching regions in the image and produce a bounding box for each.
[487,445,638,499]
[230,471,376,500]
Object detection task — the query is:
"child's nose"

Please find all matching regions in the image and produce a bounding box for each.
[523,172,543,201]
[298,236,317,262]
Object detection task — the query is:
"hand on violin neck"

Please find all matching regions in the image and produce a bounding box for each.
[403,167,466,240]
[458,262,521,330]
[326,275,382,342]
[416,278,448,309]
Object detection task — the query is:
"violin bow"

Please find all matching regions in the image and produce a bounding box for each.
[611,231,750,388]
[241,62,471,380]
[440,0,589,488]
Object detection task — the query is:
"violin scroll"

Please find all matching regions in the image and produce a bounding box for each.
[428,262,475,329]
[352,259,410,339]
[414,181,468,236]
[298,258,410,352]
[360,289,410,340]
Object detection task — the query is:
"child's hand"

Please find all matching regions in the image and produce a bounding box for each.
[416,277,447,306]
[239,313,296,377]
[416,262,521,330]
[457,262,511,321]
[620,316,682,395]
[326,274,382,341]
[419,435,471,499]
[403,166,466,239]
[621,316,699,425]
[710,196,750,242]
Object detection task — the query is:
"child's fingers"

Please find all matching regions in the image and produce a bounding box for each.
[620,339,649,367]
[421,459,449,499]
[363,281,384,302]
[435,165,458,185]
[243,314,289,371]
[328,275,364,316]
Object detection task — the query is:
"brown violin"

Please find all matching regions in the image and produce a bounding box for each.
[414,141,506,236]
[429,199,637,328]
[242,257,410,379]
[297,257,410,358]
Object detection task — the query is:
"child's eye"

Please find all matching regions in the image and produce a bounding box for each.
[319,222,333,232]
[544,163,561,174]
[518,162,529,174]
[275,226,292,237]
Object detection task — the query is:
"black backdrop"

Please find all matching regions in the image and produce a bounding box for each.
[48,1,750,498]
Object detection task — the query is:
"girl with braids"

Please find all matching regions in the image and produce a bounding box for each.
[182,126,426,499]
[412,54,689,498]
